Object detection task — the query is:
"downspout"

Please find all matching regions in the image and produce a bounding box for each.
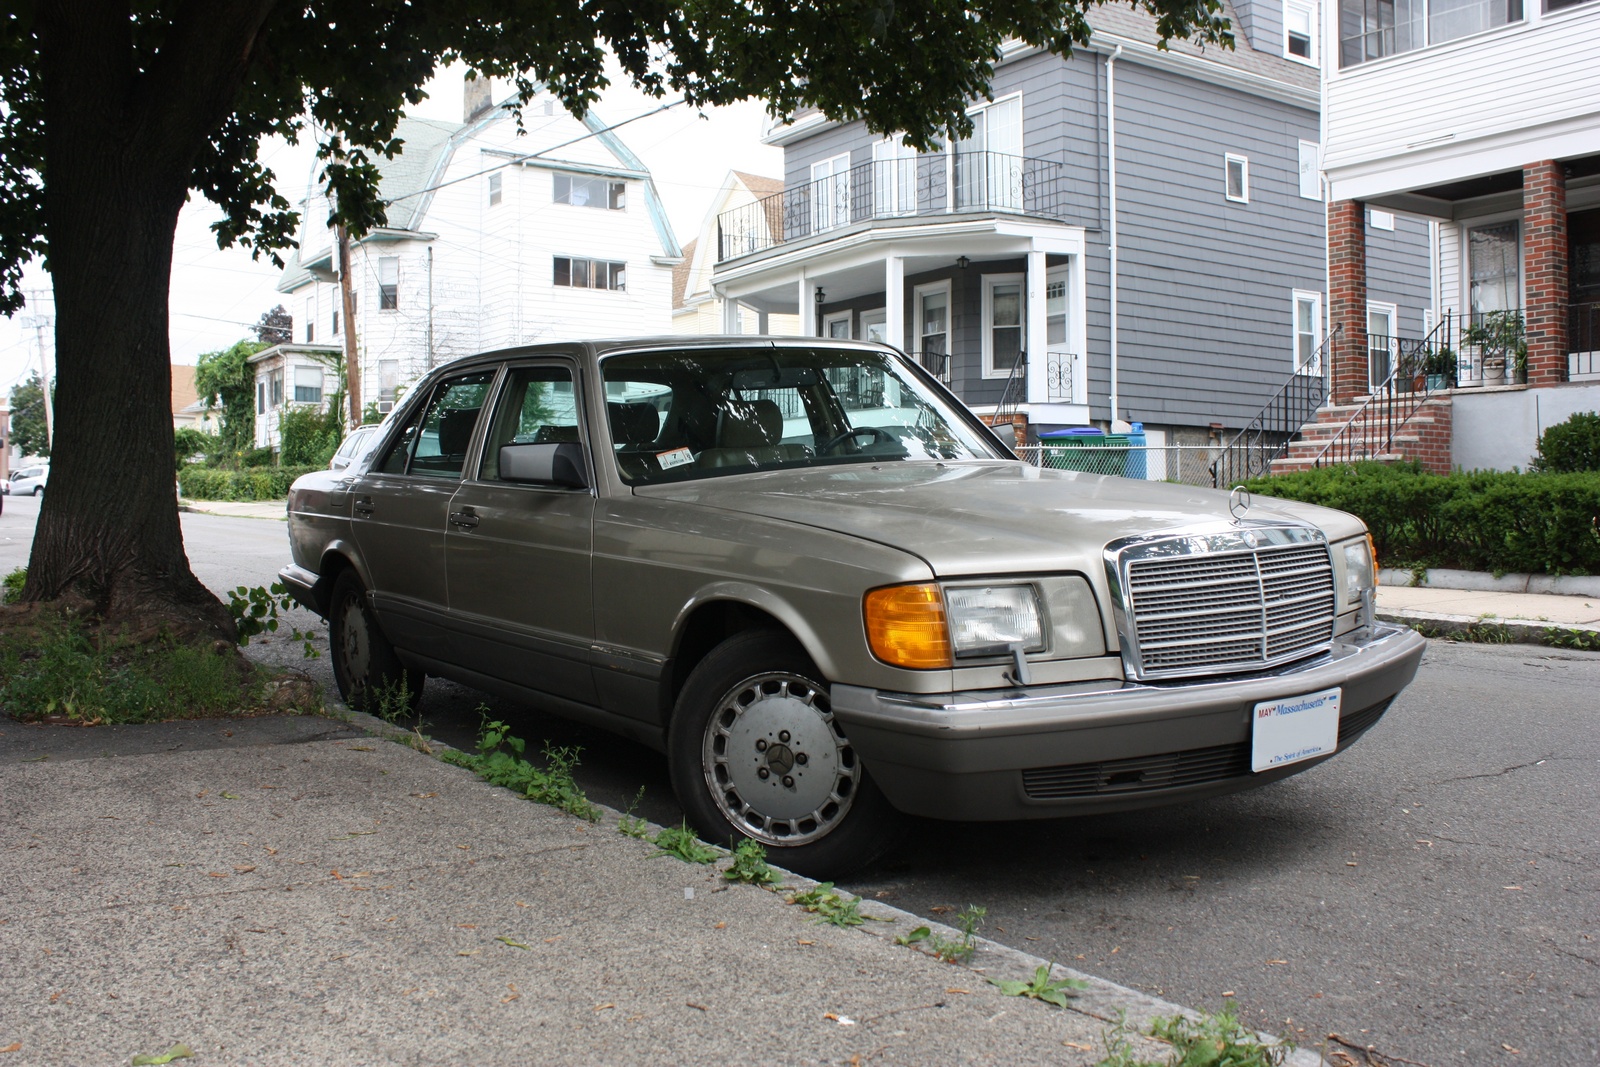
[1106,45,1124,429]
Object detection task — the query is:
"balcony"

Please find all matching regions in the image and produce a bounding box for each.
[716,152,1074,262]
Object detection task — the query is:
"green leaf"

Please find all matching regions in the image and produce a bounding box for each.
[895,926,931,946]
[131,1044,194,1065]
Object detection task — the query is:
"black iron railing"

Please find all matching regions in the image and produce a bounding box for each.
[1314,317,1453,467]
[716,152,1074,261]
[1571,301,1600,354]
[1210,326,1338,488]
[992,349,1029,428]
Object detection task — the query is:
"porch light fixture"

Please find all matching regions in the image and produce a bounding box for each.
[814,286,825,305]
[956,256,970,270]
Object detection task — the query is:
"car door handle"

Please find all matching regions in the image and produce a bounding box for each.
[449,508,480,529]
[354,495,375,516]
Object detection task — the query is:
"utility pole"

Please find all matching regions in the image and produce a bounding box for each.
[426,246,435,370]
[336,225,361,428]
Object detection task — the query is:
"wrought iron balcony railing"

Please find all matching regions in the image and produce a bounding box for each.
[716,152,1074,261]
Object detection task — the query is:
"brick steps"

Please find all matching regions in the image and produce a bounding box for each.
[1270,394,1453,475]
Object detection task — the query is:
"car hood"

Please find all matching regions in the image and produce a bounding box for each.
[636,461,1365,576]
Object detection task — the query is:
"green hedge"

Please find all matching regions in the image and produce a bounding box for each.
[1243,462,1600,576]
[178,464,318,501]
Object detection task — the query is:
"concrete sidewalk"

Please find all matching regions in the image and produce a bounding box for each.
[180,499,288,520]
[1376,582,1600,642]
[0,716,1325,1067]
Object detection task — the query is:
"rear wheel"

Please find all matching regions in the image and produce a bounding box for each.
[329,570,424,714]
[667,630,902,878]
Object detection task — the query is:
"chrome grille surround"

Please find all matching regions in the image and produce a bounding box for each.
[1104,523,1336,681]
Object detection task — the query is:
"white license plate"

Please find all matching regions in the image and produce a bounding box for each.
[1251,686,1341,773]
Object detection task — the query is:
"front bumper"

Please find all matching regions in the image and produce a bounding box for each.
[832,623,1426,821]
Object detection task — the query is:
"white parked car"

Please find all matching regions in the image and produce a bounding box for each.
[7,465,48,496]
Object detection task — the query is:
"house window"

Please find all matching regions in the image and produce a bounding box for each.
[1293,290,1323,373]
[1284,0,1317,61]
[872,137,918,217]
[554,256,626,291]
[824,311,853,340]
[378,256,399,310]
[955,95,1023,211]
[488,172,502,207]
[1298,141,1321,201]
[553,173,625,210]
[293,365,323,404]
[379,360,400,413]
[915,283,950,378]
[331,304,340,336]
[304,295,316,343]
[810,154,851,233]
[1469,221,1520,314]
[1369,208,1396,231]
[1338,0,1523,68]
[1225,154,1249,203]
[257,381,266,415]
[268,369,284,409]
[983,274,1024,378]
[1368,303,1398,388]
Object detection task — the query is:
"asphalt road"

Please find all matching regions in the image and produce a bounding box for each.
[7,498,1598,1066]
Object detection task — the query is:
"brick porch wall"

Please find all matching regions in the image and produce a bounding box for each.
[1328,199,1368,404]
[1409,399,1453,475]
[1523,161,1568,386]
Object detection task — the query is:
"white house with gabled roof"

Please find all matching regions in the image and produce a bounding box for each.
[263,79,681,448]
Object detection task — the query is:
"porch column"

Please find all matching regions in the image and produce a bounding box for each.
[1328,199,1368,404]
[1524,160,1568,386]
[798,270,817,337]
[884,254,905,348]
[719,291,741,333]
[1026,249,1048,406]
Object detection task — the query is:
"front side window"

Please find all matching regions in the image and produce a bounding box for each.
[376,370,494,478]
[378,256,399,310]
[553,173,625,210]
[293,365,323,404]
[478,365,581,481]
[600,346,999,485]
[554,256,626,291]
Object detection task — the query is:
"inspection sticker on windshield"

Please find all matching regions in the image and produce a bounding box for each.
[1251,687,1340,772]
[656,448,694,470]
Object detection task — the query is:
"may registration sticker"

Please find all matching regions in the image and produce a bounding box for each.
[1251,687,1341,773]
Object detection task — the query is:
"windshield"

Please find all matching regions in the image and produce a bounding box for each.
[600,345,1000,485]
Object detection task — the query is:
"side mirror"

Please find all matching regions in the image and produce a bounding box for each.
[991,421,1018,454]
[499,442,590,489]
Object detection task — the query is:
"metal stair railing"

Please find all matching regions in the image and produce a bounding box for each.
[991,349,1028,430]
[1313,317,1453,468]
[1210,325,1339,488]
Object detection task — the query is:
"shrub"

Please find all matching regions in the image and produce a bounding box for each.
[1244,462,1600,576]
[178,464,317,501]
[278,405,343,467]
[173,427,220,468]
[1532,411,1600,473]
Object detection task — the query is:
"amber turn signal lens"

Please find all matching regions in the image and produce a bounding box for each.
[864,583,953,669]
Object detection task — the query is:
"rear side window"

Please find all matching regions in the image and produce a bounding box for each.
[376,371,494,478]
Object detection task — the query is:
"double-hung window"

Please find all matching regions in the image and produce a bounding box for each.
[1293,290,1323,374]
[554,256,626,291]
[983,274,1024,378]
[378,256,399,310]
[293,366,323,404]
[554,173,625,210]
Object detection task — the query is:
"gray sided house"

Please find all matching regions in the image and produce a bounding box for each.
[710,0,1431,473]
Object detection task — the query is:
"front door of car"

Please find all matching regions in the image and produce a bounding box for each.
[444,363,598,706]
[351,368,496,655]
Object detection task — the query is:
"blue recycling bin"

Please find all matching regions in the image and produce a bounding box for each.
[1124,421,1147,480]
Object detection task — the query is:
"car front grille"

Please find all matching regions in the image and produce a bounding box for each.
[1112,528,1336,680]
[1020,697,1393,800]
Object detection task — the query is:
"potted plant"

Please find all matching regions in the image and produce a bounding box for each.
[1463,310,1526,385]
[1423,346,1456,391]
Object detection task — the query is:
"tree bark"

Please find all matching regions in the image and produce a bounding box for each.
[22,1,281,637]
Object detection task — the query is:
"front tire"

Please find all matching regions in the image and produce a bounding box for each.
[667,630,902,878]
[329,570,424,714]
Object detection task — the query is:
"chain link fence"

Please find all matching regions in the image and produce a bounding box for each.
[1013,443,1230,488]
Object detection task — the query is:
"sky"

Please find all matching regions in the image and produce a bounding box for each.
[0,62,783,404]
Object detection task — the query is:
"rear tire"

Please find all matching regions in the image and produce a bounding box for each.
[667,629,902,879]
[329,570,424,714]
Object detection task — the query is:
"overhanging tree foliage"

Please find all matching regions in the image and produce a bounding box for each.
[193,339,267,459]
[1,0,1229,634]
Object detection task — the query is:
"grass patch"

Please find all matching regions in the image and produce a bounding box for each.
[0,604,294,724]
[648,821,721,864]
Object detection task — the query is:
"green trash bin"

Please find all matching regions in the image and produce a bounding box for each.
[1039,428,1127,475]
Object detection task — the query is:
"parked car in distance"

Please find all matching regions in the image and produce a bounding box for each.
[7,464,48,497]
[328,424,381,472]
[280,338,1426,876]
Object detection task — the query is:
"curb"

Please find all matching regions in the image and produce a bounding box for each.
[1379,567,1600,598]
[341,704,1329,1065]
[1376,608,1600,648]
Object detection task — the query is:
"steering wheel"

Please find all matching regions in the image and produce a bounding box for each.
[819,426,897,455]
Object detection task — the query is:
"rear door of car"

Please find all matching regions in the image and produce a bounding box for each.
[349,367,497,654]
[443,360,599,706]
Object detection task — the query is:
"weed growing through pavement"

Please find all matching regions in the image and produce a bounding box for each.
[649,821,721,864]
[2,567,24,604]
[989,963,1087,1008]
[722,838,783,886]
[895,904,986,963]
[790,882,879,927]
[1092,1007,1291,1067]
[370,676,418,725]
[617,786,650,838]
[439,717,601,822]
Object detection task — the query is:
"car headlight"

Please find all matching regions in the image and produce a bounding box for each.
[864,582,1045,669]
[946,584,1045,658]
[1340,534,1376,612]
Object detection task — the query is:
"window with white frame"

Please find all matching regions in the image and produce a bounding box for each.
[379,360,400,413]
[872,137,917,217]
[1369,208,1396,230]
[1298,142,1321,201]
[810,154,851,233]
[824,311,852,340]
[1292,290,1323,373]
[1225,154,1249,203]
[915,283,950,380]
[257,380,266,415]
[378,256,399,310]
[983,274,1024,378]
[553,172,625,210]
[304,294,316,342]
[331,301,340,336]
[293,365,323,404]
[1284,0,1317,62]
[955,95,1023,211]
[554,256,626,291]
[488,171,502,207]
[1338,0,1523,68]
[268,368,284,409]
